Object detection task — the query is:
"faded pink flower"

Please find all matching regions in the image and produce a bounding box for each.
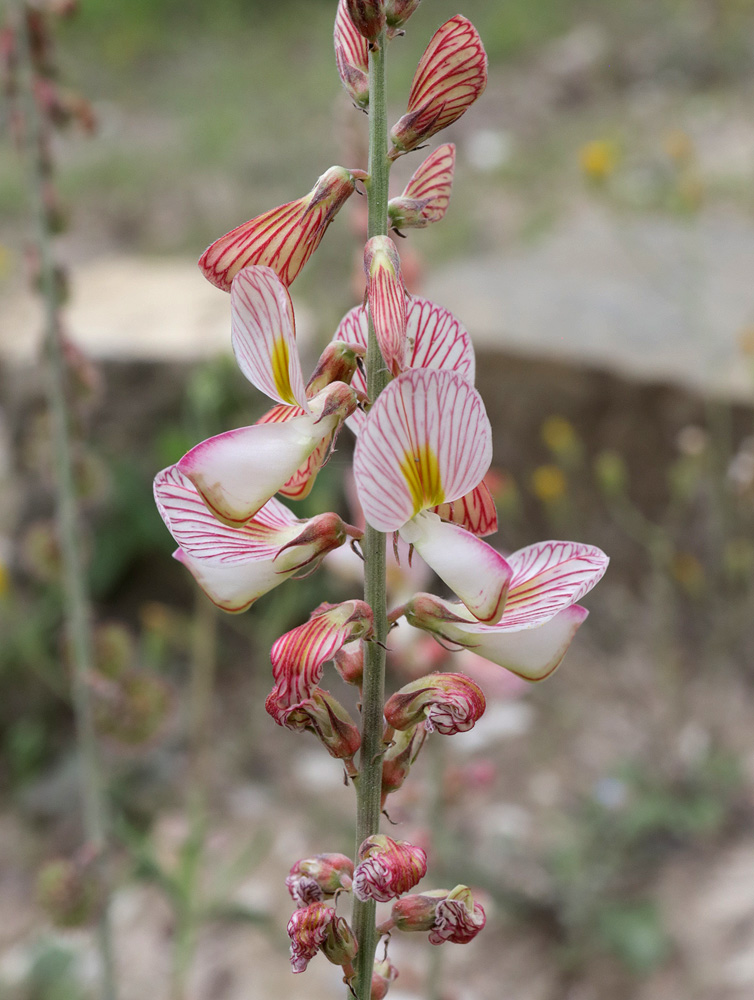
[353,834,427,902]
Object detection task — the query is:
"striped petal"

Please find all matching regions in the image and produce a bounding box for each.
[353,369,491,532]
[199,166,357,291]
[335,296,475,434]
[390,16,487,156]
[271,600,374,706]
[364,236,407,378]
[174,547,298,614]
[257,404,333,500]
[404,594,590,681]
[400,512,511,623]
[388,143,455,231]
[154,464,299,560]
[334,0,370,108]
[503,541,609,628]
[231,266,309,409]
[155,467,356,613]
[432,479,497,538]
[177,383,356,525]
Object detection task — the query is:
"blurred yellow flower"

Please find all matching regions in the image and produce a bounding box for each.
[0,559,9,598]
[579,139,618,182]
[541,415,582,464]
[531,465,567,503]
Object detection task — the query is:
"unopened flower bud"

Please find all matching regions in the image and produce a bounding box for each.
[333,640,364,686]
[266,687,362,763]
[199,166,358,291]
[385,0,421,30]
[286,853,354,908]
[364,235,407,377]
[345,0,385,42]
[270,600,373,706]
[306,340,366,396]
[381,723,427,805]
[388,144,455,231]
[371,958,399,999]
[288,902,357,974]
[334,0,370,108]
[384,672,486,735]
[354,834,427,902]
[388,885,486,945]
[390,16,487,157]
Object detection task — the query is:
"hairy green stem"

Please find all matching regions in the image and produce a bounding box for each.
[352,30,391,1000]
[170,595,218,1000]
[12,5,116,996]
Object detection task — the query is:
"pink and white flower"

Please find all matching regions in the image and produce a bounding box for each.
[265,687,362,763]
[286,853,354,908]
[334,293,475,435]
[154,465,360,613]
[384,672,486,735]
[390,16,487,156]
[177,266,359,524]
[399,541,609,680]
[353,834,428,902]
[383,884,486,945]
[353,368,511,622]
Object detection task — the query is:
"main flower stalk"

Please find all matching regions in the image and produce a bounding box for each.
[352,27,391,1000]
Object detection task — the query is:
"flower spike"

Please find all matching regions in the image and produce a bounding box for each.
[364,235,407,377]
[334,0,370,108]
[270,600,374,707]
[388,143,455,231]
[353,834,428,902]
[384,672,486,735]
[390,16,487,157]
[199,166,358,291]
[154,466,354,613]
[353,368,491,531]
[334,295,475,435]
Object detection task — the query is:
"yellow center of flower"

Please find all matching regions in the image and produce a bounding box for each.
[271,337,296,405]
[400,443,445,515]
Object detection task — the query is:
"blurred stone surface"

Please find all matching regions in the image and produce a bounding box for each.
[424,207,754,402]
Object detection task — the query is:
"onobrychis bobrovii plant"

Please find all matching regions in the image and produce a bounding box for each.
[154,2,608,996]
